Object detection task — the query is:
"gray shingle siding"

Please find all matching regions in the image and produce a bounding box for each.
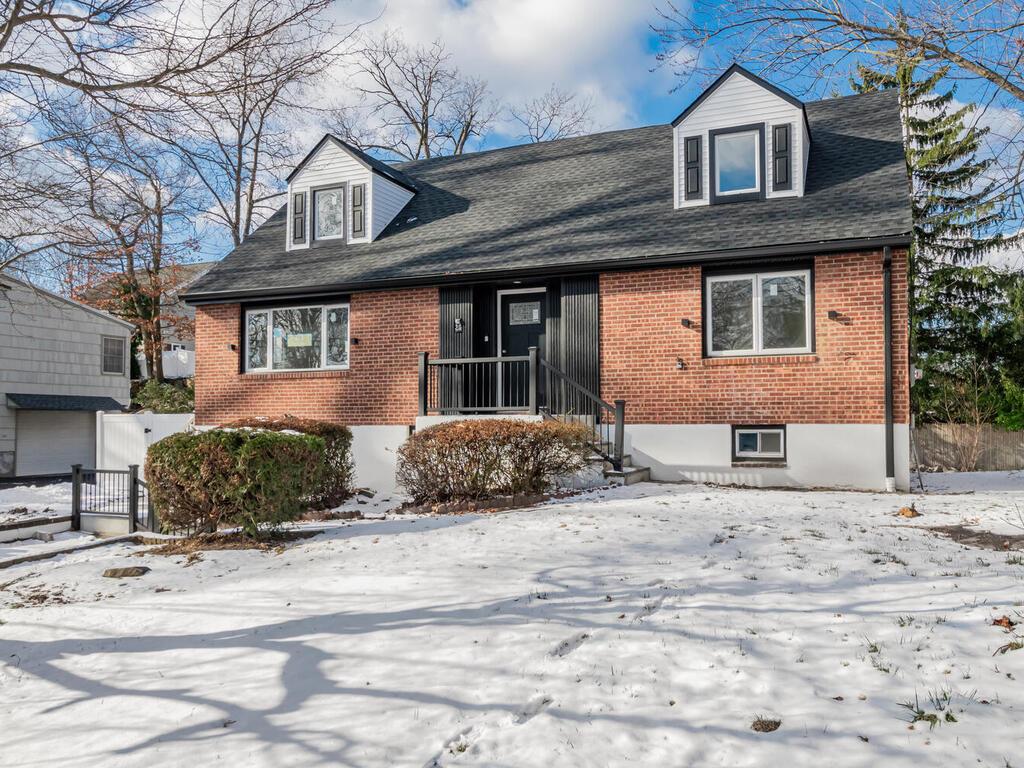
[186,89,911,302]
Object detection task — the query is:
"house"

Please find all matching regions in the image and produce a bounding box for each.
[0,275,132,477]
[184,65,913,491]
[77,261,216,380]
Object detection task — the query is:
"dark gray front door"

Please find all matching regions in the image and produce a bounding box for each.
[499,291,545,408]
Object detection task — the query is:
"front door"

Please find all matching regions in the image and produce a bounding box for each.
[498,290,546,408]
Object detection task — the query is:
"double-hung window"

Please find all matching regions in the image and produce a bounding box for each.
[245,303,350,372]
[705,269,812,356]
[101,336,126,375]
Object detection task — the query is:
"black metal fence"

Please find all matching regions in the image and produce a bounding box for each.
[71,464,157,533]
[416,347,626,470]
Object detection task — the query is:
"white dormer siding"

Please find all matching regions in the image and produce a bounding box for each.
[371,174,415,240]
[673,68,808,208]
[287,139,371,251]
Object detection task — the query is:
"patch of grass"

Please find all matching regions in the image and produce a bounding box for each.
[895,615,915,627]
[751,715,781,733]
[1006,554,1024,566]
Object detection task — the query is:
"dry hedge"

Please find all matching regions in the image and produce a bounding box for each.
[222,416,355,508]
[146,429,326,537]
[396,419,592,503]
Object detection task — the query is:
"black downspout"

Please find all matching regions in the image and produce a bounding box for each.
[883,246,895,491]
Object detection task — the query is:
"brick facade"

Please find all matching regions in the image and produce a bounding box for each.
[194,251,908,429]
[194,286,438,425]
[600,250,909,425]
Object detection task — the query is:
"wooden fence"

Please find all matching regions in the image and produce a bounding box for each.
[913,424,1024,471]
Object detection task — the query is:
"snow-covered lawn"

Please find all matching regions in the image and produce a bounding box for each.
[0,481,72,523]
[1,479,1023,767]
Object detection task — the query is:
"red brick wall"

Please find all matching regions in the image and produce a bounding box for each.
[600,250,910,424]
[194,287,438,425]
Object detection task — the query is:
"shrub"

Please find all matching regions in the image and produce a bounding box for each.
[146,429,326,537]
[222,417,354,507]
[133,380,194,413]
[396,419,592,504]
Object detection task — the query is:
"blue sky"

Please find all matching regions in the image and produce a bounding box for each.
[192,1,1020,268]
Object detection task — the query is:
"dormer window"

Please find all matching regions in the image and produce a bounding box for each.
[673,65,809,208]
[710,124,765,204]
[314,187,346,240]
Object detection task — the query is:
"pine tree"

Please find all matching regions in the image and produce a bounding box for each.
[852,45,1021,427]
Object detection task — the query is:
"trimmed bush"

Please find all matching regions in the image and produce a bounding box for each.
[146,429,326,537]
[222,417,355,507]
[396,419,592,504]
[133,379,194,413]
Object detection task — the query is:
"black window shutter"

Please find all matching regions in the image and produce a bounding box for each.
[683,136,702,200]
[292,192,306,244]
[772,125,792,191]
[351,184,366,238]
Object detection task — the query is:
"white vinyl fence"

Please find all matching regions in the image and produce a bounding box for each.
[96,412,194,477]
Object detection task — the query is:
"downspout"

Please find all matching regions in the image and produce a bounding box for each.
[883,246,895,492]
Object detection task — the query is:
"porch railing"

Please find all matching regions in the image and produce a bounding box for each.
[417,347,626,470]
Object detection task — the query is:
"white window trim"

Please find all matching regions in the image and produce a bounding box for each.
[101,335,127,376]
[714,129,760,196]
[245,303,350,373]
[734,427,786,459]
[705,269,812,357]
[312,185,346,242]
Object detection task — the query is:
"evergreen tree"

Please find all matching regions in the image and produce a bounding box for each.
[852,45,1022,428]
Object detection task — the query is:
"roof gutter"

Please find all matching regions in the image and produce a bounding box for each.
[183,234,912,305]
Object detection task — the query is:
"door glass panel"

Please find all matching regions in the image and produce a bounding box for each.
[509,301,541,325]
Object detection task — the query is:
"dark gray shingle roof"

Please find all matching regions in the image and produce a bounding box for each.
[186,89,911,302]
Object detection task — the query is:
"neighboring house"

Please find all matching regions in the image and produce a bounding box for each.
[184,65,913,491]
[0,275,132,477]
[78,261,216,379]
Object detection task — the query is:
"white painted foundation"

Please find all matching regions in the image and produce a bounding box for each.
[624,423,911,491]
[349,425,411,495]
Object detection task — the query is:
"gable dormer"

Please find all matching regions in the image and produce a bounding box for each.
[284,136,416,251]
[672,64,810,209]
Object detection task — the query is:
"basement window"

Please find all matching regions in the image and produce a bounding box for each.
[245,303,349,372]
[733,426,786,461]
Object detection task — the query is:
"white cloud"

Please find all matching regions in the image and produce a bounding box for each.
[327,0,671,137]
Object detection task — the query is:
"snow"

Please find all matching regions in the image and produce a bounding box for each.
[0,531,99,564]
[1,480,1023,767]
[0,481,72,523]
[921,469,1024,494]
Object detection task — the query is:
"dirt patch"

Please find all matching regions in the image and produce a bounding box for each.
[300,509,366,522]
[926,525,1024,551]
[145,530,320,555]
[397,489,587,517]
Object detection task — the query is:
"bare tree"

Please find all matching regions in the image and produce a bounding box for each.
[335,31,497,160]
[0,0,335,273]
[653,1,1024,101]
[47,111,201,380]
[167,11,353,247]
[510,85,594,143]
[934,357,999,471]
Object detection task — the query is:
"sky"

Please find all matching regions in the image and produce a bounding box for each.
[193,0,1021,270]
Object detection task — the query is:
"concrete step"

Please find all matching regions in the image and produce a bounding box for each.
[603,465,651,486]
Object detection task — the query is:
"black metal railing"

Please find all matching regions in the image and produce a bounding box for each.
[540,358,625,470]
[417,347,626,470]
[71,464,158,534]
[419,349,539,415]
